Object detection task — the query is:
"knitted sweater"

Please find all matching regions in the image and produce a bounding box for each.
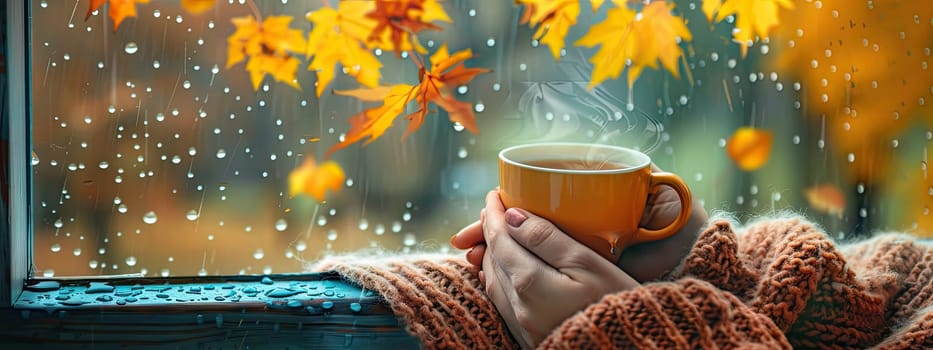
[312,217,933,349]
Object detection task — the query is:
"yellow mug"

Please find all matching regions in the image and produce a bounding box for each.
[498,143,692,262]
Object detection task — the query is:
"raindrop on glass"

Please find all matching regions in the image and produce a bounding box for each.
[358,219,369,231]
[124,42,139,54]
[186,210,199,221]
[216,149,227,159]
[125,256,137,266]
[253,249,265,260]
[457,147,468,159]
[275,219,288,232]
[143,211,158,224]
[50,243,61,253]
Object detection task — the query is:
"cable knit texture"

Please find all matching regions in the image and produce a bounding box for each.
[311,217,933,349]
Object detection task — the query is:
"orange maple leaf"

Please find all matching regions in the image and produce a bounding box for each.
[804,184,846,219]
[85,0,150,31]
[226,15,308,91]
[725,127,773,171]
[326,45,488,156]
[181,0,216,15]
[365,0,451,55]
[516,0,580,59]
[288,157,346,202]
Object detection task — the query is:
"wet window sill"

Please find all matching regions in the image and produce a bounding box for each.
[0,273,420,348]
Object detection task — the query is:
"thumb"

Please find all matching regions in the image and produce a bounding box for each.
[504,208,603,270]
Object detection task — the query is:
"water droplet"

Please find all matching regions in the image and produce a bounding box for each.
[375,224,386,235]
[50,244,61,252]
[403,233,417,246]
[486,37,496,47]
[143,211,158,224]
[171,155,182,164]
[358,219,369,231]
[40,1,47,8]
[474,103,485,113]
[125,256,137,266]
[118,204,128,213]
[216,149,227,159]
[88,260,98,269]
[295,241,307,252]
[275,219,288,232]
[53,218,63,228]
[152,60,160,69]
[72,248,81,256]
[186,210,199,221]
[327,230,338,241]
[253,249,265,260]
[457,147,468,159]
[391,221,402,233]
[678,95,688,105]
[124,42,139,54]
[847,153,855,163]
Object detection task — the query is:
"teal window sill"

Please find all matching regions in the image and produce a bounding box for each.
[1,273,420,348]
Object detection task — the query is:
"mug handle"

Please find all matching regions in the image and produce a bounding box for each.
[632,172,692,244]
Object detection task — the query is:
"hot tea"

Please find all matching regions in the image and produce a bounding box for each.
[524,159,630,171]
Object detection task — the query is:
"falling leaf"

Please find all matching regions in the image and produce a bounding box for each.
[288,157,346,202]
[327,45,489,156]
[226,15,307,90]
[365,0,451,54]
[306,3,383,97]
[725,127,772,171]
[804,184,846,218]
[516,0,580,59]
[575,1,692,88]
[704,0,793,56]
[181,0,215,15]
[85,0,151,31]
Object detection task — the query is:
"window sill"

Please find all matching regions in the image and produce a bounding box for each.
[0,272,420,348]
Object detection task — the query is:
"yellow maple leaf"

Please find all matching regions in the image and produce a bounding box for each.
[181,0,215,15]
[516,0,580,59]
[226,15,307,90]
[85,0,150,31]
[705,0,793,56]
[701,0,721,22]
[575,1,692,88]
[288,157,346,202]
[306,3,383,97]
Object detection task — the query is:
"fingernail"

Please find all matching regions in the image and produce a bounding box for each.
[505,208,527,227]
[449,233,459,245]
[478,271,486,284]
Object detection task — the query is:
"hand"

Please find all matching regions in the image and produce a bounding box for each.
[476,190,639,348]
[451,165,709,282]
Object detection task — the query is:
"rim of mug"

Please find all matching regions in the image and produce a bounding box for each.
[499,142,650,174]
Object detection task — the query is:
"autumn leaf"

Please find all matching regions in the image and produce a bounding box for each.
[725,127,772,171]
[85,0,150,31]
[181,0,215,15]
[288,157,346,202]
[306,3,383,97]
[704,0,793,56]
[804,184,846,218]
[365,0,451,54]
[327,45,488,156]
[701,0,721,22]
[226,15,307,91]
[516,0,580,59]
[575,1,692,88]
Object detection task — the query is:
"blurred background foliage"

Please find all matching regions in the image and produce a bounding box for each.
[29,0,933,277]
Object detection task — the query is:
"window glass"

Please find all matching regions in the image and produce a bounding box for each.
[31,1,933,277]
